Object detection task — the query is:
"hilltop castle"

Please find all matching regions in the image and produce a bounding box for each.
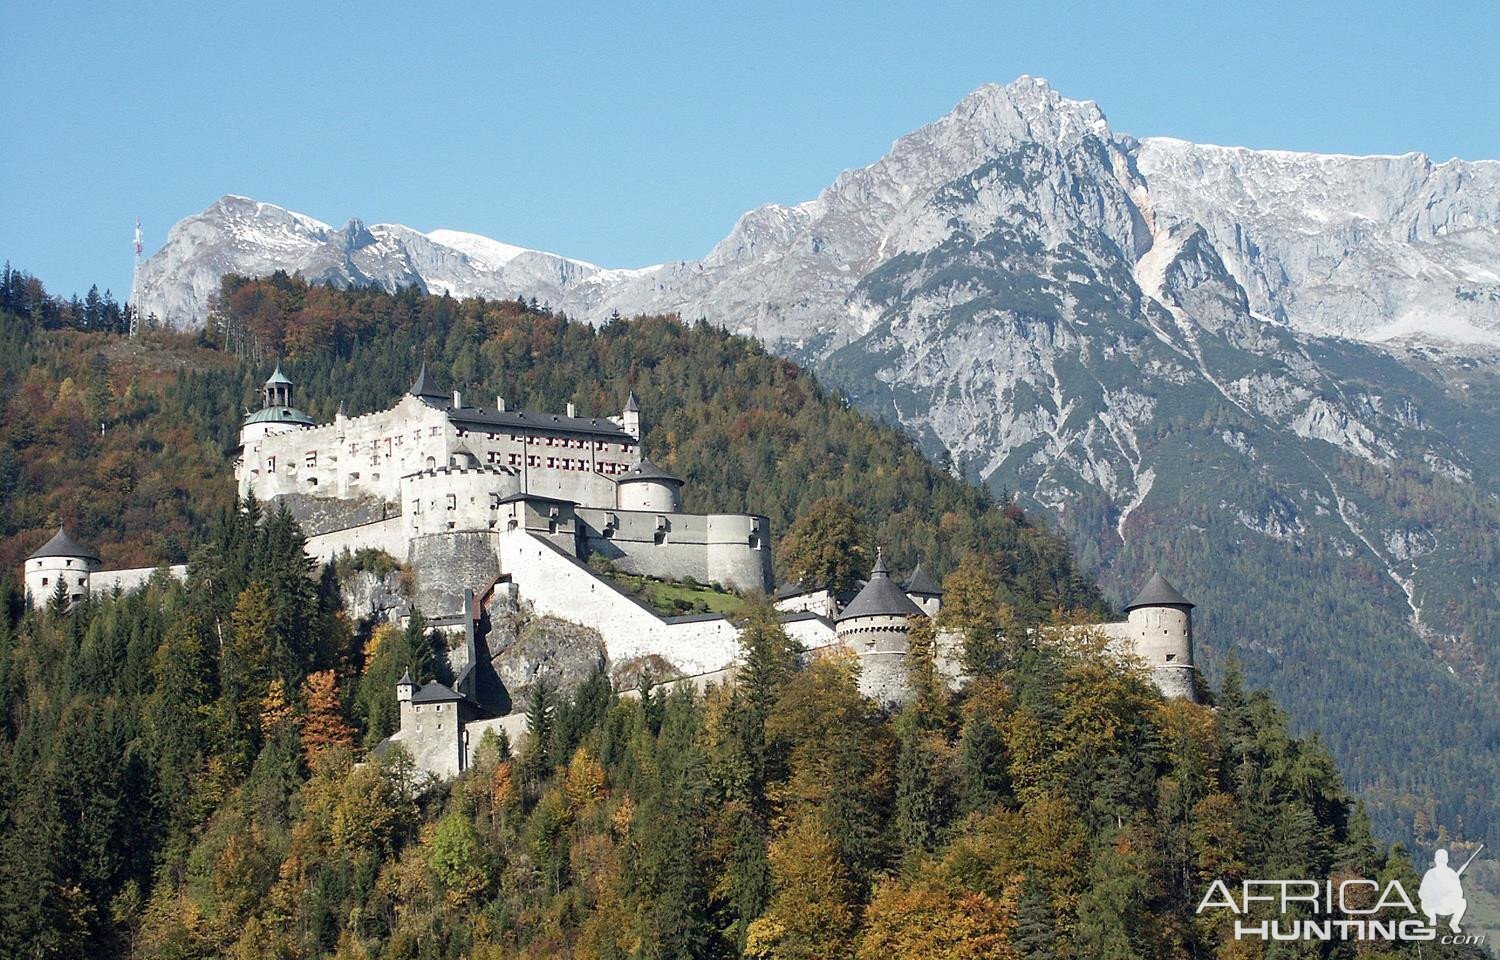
[23,366,1198,779]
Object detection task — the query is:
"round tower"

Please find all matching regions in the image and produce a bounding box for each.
[24,526,100,609]
[1124,572,1196,702]
[616,458,683,513]
[835,550,926,708]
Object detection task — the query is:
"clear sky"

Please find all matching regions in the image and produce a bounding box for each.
[3,0,1497,300]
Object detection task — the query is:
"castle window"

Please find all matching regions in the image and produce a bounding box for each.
[412,500,421,514]
[78,578,85,586]
[446,494,456,510]
[546,456,556,468]
[41,578,48,586]
[748,534,760,549]
[305,451,317,467]
[430,426,441,437]
[1166,653,1176,662]
[266,457,276,472]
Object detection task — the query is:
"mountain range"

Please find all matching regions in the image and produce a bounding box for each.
[135,76,1498,850]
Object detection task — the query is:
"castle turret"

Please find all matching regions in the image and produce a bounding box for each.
[409,363,449,405]
[397,667,417,730]
[903,561,943,617]
[622,391,641,441]
[835,549,926,708]
[616,458,683,513]
[1124,572,1196,702]
[240,366,314,445]
[24,526,99,608]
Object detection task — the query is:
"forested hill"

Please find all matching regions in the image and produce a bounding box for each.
[0,267,1095,617]
[0,269,1491,957]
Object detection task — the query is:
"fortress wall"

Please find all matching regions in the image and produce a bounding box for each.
[781,615,837,649]
[837,613,914,708]
[273,493,393,537]
[575,508,773,593]
[241,397,450,503]
[408,531,501,619]
[305,516,409,565]
[499,531,742,677]
[458,426,631,509]
[402,467,520,537]
[93,564,188,595]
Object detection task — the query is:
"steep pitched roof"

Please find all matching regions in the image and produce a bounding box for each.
[836,550,924,622]
[410,681,464,704]
[903,562,942,597]
[624,391,640,413]
[264,365,293,386]
[27,526,99,563]
[409,363,448,401]
[1125,572,1194,611]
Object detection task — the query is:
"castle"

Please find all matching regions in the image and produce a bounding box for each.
[23,366,1198,780]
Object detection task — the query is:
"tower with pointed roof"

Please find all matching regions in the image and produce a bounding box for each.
[1123,572,1196,701]
[24,526,100,608]
[621,391,641,440]
[834,549,927,707]
[903,561,943,617]
[240,366,315,447]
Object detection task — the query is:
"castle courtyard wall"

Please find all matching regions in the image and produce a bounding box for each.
[575,508,773,593]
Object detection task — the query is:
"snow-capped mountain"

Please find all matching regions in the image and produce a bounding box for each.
[138,78,1500,846]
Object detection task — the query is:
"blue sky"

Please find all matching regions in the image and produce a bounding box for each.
[3,0,1497,299]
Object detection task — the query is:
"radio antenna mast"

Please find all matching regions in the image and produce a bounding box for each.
[128,217,143,337]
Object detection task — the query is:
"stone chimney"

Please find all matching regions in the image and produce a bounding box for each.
[566,402,576,418]
[496,396,506,412]
[452,390,462,409]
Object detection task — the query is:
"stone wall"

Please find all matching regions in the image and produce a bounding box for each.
[576,507,773,593]
[498,530,743,677]
[408,531,501,618]
[305,516,410,565]
[92,564,189,596]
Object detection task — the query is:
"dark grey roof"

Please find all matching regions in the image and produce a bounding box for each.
[447,406,633,441]
[624,391,640,413]
[264,365,293,386]
[1125,572,1194,611]
[411,681,463,704]
[836,552,924,622]
[778,610,833,627]
[398,668,415,687]
[28,527,99,562]
[903,562,942,597]
[616,457,683,485]
[774,581,823,600]
[496,492,576,506]
[409,363,448,401]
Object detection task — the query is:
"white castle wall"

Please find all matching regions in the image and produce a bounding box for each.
[304,516,410,565]
[403,466,520,537]
[92,564,189,595]
[240,395,453,504]
[618,479,680,512]
[498,530,742,677]
[576,508,773,593]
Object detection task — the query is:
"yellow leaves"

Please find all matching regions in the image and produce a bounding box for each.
[363,622,400,667]
[564,746,607,813]
[1155,697,1221,787]
[259,678,292,736]
[745,814,857,959]
[857,875,1019,960]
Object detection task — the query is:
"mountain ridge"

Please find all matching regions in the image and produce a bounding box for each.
[132,77,1500,853]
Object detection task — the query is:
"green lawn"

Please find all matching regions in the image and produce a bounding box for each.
[597,568,747,617]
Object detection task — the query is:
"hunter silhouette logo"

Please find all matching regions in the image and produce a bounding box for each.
[1420,845,1483,933]
[1196,844,1486,945]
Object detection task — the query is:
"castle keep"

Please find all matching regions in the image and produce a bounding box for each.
[23,366,1198,779]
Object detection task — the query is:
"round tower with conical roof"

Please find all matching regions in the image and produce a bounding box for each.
[835,549,927,708]
[616,458,683,512]
[1124,572,1196,701]
[24,526,100,608]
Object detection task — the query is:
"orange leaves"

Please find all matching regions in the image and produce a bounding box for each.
[858,875,1019,960]
[299,669,354,761]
